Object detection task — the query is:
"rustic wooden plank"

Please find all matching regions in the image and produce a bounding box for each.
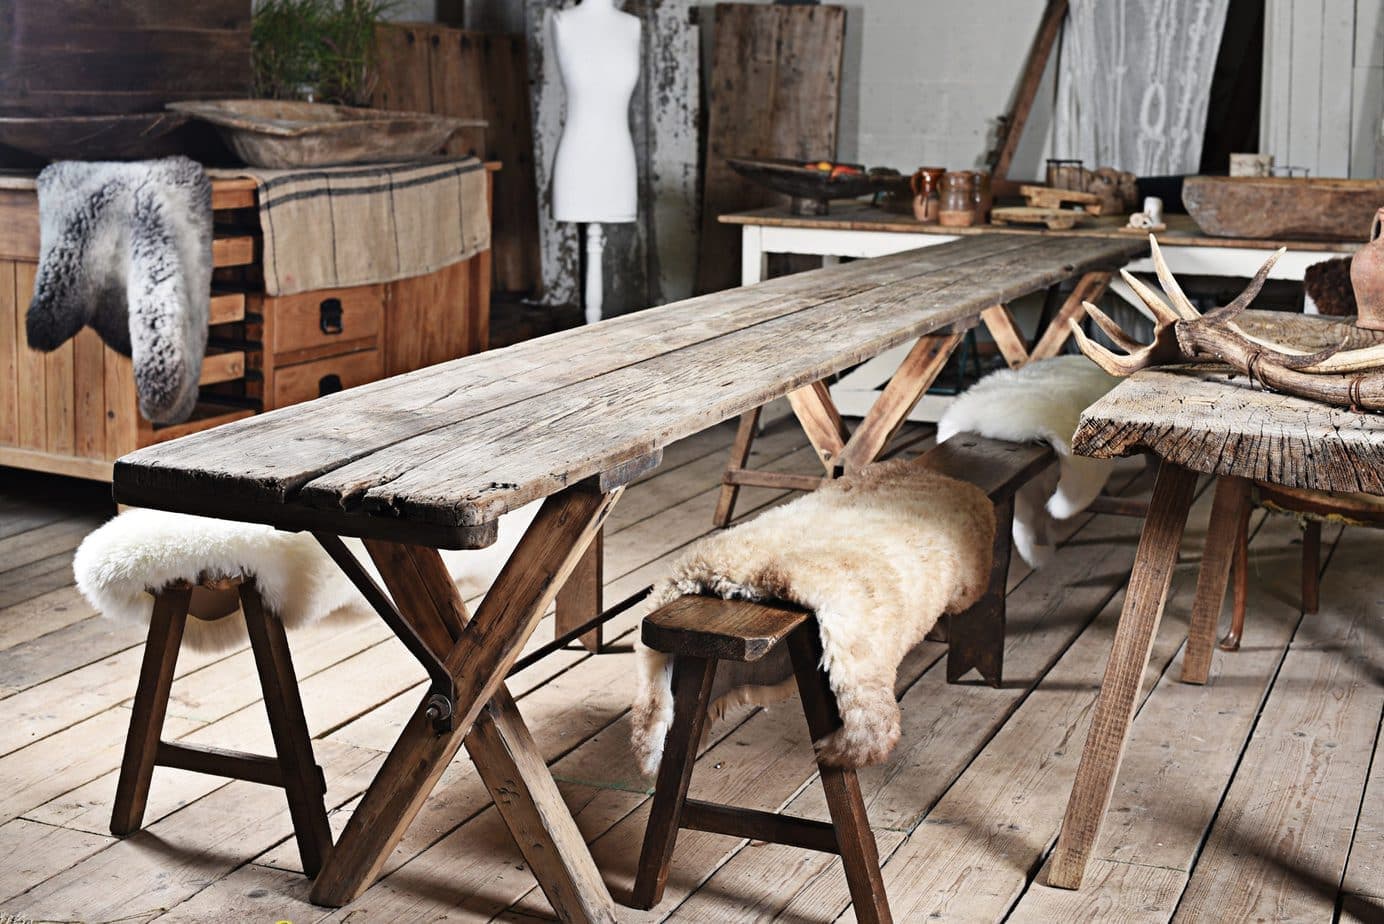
[0,260,17,445]
[1173,534,1384,922]
[14,262,45,450]
[1074,366,1384,495]
[837,332,961,473]
[70,327,106,459]
[370,23,434,113]
[211,234,254,268]
[696,3,846,294]
[115,236,1103,514]
[980,303,1030,368]
[42,337,75,457]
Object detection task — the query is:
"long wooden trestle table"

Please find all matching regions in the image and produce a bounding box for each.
[112,233,1142,920]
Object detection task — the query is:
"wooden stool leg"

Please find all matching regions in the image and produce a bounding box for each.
[714,407,763,528]
[1219,490,1252,651]
[111,583,192,836]
[1302,520,1322,615]
[948,495,1013,688]
[1181,477,1249,684]
[788,626,893,924]
[241,581,333,878]
[1048,462,1198,889]
[631,655,718,910]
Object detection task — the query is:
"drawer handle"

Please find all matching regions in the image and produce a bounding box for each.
[319,374,344,397]
[319,298,344,335]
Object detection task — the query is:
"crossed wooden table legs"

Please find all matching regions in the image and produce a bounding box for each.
[308,485,623,922]
[714,271,1114,526]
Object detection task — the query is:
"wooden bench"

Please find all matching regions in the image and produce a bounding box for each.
[632,434,1053,920]
[112,234,1139,919]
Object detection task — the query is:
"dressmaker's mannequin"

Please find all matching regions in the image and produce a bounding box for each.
[552,0,640,323]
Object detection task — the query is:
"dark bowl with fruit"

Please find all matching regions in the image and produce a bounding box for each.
[727,156,896,215]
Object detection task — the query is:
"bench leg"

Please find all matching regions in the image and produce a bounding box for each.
[241,581,333,879]
[714,407,763,528]
[631,655,718,910]
[948,495,1013,688]
[1302,520,1321,615]
[1048,461,1197,890]
[1182,477,1249,684]
[111,584,192,836]
[788,625,892,924]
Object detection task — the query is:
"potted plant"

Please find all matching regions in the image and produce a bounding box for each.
[252,0,393,106]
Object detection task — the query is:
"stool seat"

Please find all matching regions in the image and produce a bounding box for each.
[642,596,807,662]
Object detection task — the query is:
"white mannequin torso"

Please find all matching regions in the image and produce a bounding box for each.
[551,0,641,224]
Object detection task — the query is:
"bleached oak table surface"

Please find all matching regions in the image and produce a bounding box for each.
[112,233,1142,921]
[1048,358,1384,891]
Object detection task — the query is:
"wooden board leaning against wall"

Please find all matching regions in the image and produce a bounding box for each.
[0,170,495,483]
[373,22,541,298]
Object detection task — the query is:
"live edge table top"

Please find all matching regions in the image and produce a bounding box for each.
[114,234,1144,548]
[1074,361,1384,496]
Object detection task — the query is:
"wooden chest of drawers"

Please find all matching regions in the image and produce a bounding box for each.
[0,169,493,481]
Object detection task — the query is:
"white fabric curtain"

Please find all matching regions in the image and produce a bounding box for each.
[1054,0,1230,175]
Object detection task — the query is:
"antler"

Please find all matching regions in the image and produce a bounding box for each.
[1070,235,1384,412]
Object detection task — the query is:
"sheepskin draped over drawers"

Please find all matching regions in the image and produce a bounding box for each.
[632,459,996,775]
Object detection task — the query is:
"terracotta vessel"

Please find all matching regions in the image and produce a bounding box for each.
[1351,207,1384,331]
[910,166,944,223]
[938,171,976,227]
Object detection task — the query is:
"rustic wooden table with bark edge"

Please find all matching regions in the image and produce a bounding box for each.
[1047,362,1384,890]
[110,234,1142,921]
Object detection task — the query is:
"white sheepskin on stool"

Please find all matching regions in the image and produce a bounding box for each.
[937,355,1119,568]
[74,502,540,653]
[632,458,995,775]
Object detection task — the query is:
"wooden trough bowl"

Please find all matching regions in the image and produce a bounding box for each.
[168,99,484,168]
[1183,176,1384,242]
[727,156,892,215]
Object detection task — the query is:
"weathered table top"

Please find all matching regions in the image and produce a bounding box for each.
[719,202,1362,253]
[115,234,1143,546]
[1074,347,1384,495]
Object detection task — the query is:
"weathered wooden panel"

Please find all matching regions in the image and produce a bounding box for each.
[374,23,540,297]
[71,328,106,460]
[0,261,16,445]
[696,4,845,294]
[14,262,44,450]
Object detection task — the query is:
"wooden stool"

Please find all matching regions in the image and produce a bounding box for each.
[631,596,893,923]
[110,577,333,877]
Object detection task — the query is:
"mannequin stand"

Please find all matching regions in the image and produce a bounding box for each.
[583,223,605,325]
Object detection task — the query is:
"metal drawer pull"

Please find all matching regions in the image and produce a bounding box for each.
[319,298,344,334]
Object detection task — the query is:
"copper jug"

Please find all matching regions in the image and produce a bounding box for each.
[1351,207,1384,331]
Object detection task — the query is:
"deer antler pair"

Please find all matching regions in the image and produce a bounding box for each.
[1070,236,1384,412]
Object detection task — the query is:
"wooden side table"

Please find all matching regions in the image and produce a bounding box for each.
[1046,365,1384,889]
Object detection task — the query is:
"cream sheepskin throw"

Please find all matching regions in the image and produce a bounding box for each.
[632,459,995,774]
[74,502,540,653]
[937,355,1118,568]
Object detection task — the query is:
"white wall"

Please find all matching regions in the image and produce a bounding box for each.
[1262,0,1383,178]
[835,0,1054,180]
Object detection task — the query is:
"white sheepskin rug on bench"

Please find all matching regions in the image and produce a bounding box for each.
[632,459,995,774]
[937,354,1119,568]
[74,503,539,653]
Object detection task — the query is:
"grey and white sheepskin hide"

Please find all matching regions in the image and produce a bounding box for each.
[26,157,212,424]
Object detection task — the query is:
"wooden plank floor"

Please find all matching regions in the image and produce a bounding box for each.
[1,416,1381,923]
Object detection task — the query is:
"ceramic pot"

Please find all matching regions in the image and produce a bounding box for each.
[910,166,944,223]
[938,171,976,227]
[1352,207,1384,331]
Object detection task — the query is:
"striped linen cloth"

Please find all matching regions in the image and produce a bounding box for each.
[215,157,489,296]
